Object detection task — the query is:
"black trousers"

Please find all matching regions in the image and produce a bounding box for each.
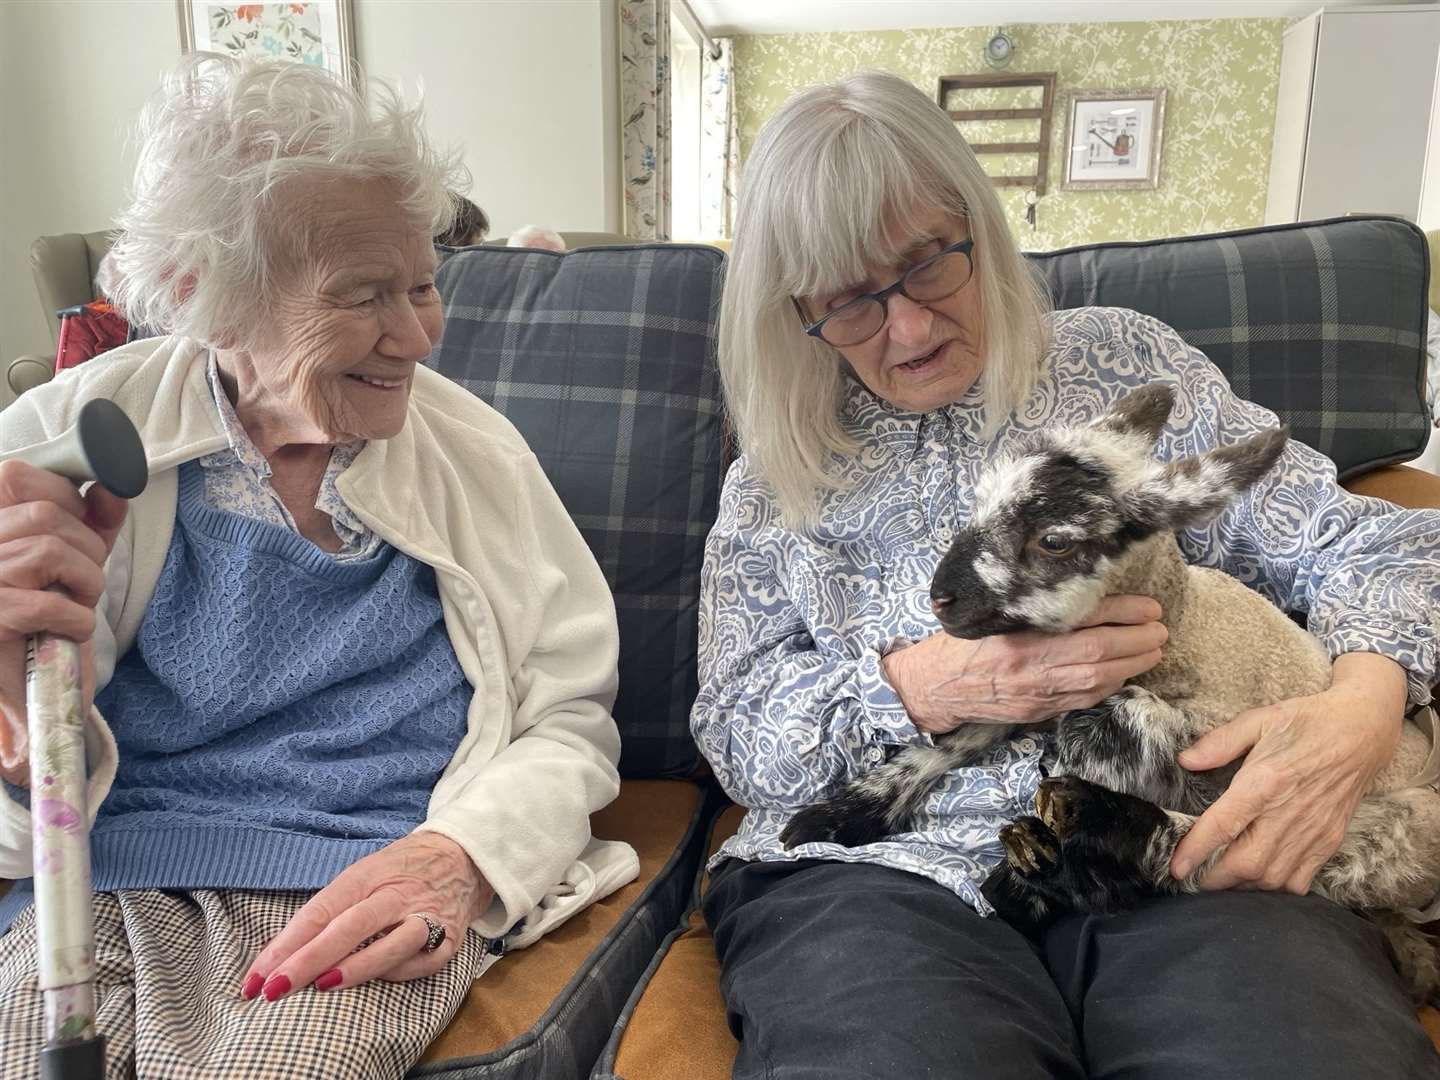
[703,858,1440,1079]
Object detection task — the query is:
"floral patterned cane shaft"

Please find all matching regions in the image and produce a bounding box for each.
[26,633,97,1042]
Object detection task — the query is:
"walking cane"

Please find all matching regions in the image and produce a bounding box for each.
[3,398,147,1080]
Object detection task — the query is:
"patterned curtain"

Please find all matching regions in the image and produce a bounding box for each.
[620,0,672,241]
[699,37,738,240]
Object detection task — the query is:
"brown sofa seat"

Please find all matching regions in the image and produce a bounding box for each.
[414,778,711,1077]
[1343,464,1440,509]
[602,804,743,1080]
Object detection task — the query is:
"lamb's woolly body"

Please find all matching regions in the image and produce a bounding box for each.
[780,383,1440,1001]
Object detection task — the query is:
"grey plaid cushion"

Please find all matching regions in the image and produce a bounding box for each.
[431,244,726,778]
[1028,215,1432,479]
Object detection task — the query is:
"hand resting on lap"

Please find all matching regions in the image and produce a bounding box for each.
[241,832,494,1000]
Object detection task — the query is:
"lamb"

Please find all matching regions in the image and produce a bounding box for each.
[779,383,1440,1001]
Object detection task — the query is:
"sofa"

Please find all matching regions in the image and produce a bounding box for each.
[6,215,1437,1077]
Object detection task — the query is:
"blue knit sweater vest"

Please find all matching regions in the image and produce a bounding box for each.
[0,461,471,929]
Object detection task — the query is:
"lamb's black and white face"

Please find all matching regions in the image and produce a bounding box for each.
[930,433,1145,638]
[928,382,1288,640]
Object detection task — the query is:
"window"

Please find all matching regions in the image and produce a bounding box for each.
[670,7,704,240]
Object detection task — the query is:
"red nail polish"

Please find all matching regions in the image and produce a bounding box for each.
[314,968,343,991]
[262,974,291,1002]
[240,972,264,1000]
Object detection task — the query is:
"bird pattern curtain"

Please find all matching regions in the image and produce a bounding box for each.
[620,0,672,240]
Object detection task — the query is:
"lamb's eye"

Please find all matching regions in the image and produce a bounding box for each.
[1036,534,1076,557]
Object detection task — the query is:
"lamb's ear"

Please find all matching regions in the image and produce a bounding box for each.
[1124,427,1290,533]
[1091,383,1176,446]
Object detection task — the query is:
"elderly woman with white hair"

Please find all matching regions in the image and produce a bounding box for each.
[695,70,1440,1078]
[0,56,622,1078]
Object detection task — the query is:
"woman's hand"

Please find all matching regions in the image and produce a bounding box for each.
[0,460,128,787]
[1170,652,1406,893]
[240,831,494,1000]
[883,595,1168,735]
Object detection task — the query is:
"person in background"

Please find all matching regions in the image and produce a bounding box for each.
[1417,307,1440,474]
[506,225,566,252]
[433,194,489,246]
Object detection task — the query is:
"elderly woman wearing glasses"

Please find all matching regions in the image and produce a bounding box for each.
[695,71,1440,1078]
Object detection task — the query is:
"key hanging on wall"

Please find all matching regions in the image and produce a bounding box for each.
[1024,188,1039,232]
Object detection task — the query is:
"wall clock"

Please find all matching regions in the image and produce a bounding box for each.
[984,29,1016,69]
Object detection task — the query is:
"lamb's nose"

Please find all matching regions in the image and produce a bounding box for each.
[930,591,956,614]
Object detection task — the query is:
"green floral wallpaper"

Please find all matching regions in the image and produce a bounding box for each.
[733,20,1286,250]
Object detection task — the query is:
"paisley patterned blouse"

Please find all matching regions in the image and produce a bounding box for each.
[694,306,1440,913]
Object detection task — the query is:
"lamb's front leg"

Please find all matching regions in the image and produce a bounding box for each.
[1028,776,1221,906]
[1056,686,1220,812]
[1041,779,1440,912]
[983,777,1231,939]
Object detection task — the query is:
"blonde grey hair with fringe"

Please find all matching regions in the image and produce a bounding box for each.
[719,70,1052,525]
[108,53,467,351]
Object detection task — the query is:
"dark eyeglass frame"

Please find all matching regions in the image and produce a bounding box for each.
[792,237,977,347]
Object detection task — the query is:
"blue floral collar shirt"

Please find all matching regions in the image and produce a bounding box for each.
[693,306,1440,913]
[199,352,383,561]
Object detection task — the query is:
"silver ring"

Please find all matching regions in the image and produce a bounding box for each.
[409,912,447,953]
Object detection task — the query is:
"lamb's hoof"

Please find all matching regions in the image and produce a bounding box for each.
[1035,776,1098,839]
[981,861,1058,938]
[1373,912,1440,1006]
[1000,817,1060,877]
[1407,941,1440,1007]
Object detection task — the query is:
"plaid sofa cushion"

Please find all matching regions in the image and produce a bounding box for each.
[1028,215,1432,479]
[431,244,726,778]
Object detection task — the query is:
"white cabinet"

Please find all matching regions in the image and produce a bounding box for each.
[1265,4,1440,224]
[1421,49,1440,229]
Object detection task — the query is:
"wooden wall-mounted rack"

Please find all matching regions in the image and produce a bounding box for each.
[937,72,1057,195]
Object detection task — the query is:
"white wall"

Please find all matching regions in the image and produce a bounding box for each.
[0,0,619,391]
[354,0,618,240]
[0,0,177,379]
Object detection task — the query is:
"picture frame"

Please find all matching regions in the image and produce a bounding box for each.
[1060,89,1167,191]
[177,1,356,79]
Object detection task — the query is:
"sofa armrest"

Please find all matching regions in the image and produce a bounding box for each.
[1342,465,1440,509]
[6,355,54,397]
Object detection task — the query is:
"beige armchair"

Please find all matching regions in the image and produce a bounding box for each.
[6,230,116,397]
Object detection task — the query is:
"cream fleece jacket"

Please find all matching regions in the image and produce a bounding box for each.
[0,336,628,940]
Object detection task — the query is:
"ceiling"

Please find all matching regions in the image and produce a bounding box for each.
[687,0,1428,36]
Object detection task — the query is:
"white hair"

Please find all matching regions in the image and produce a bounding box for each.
[506,225,566,252]
[720,70,1051,525]
[108,52,467,350]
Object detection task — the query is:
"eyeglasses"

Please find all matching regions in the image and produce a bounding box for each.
[793,237,976,348]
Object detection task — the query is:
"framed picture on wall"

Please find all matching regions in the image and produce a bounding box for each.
[1061,89,1167,190]
[177,1,356,78]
